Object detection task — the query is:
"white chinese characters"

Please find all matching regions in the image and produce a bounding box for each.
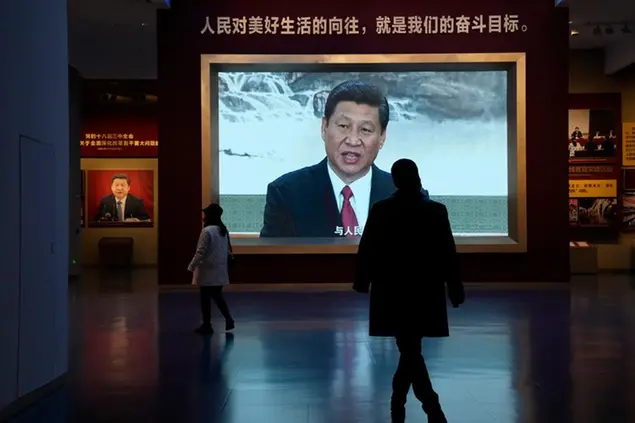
[201,16,366,35]
[199,14,526,36]
[374,14,525,35]
[334,226,363,236]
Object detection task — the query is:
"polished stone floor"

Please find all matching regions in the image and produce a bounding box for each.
[7,270,635,423]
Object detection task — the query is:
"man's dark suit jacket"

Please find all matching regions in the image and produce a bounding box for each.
[95,194,150,222]
[353,191,463,338]
[261,157,416,237]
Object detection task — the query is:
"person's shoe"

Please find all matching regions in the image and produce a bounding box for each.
[427,410,448,423]
[194,324,214,335]
[225,319,235,331]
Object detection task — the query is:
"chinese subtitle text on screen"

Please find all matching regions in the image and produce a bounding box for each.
[334,225,363,236]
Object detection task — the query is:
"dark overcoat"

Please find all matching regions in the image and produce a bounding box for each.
[353,191,463,338]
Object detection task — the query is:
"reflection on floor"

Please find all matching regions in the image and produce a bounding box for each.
[7,269,635,423]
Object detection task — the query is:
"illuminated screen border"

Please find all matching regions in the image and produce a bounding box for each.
[200,53,527,254]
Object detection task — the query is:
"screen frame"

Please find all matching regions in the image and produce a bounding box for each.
[200,53,527,254]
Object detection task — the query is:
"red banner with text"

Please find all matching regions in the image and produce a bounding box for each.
[81,114,158,158]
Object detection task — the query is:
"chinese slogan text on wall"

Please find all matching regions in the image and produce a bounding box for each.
[200,15,528,36]
[623,122,635,167]
[569,180,617,198]
[81,133,158,149]
[81,132,158,158]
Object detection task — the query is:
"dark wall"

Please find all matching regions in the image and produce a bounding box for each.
[157,0,571,284]
[0,0,69,411]
[80,79,158,120]
[69,66,83,276]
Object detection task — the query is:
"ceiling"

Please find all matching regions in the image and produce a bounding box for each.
[68,0,163,79]
[68,0,635,79]
[568,0,635,47]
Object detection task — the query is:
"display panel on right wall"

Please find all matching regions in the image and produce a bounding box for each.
[568,94,622,243]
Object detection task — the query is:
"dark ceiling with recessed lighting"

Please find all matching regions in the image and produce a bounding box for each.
[566,0,635,73]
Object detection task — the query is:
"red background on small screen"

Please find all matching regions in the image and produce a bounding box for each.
[86,170,155,222]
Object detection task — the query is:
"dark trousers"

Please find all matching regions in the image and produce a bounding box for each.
[392,335,442,415]
[199,286,232,325]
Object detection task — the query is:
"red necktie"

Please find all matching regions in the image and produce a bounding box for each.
[341,186,359,237]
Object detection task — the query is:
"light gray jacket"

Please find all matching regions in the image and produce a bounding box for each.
[188,225,230,286]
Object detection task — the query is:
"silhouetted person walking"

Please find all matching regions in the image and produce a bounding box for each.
[353,158,465,423]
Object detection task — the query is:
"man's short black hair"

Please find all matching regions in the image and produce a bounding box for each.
[111,174,130,185]
[323,80,390,132]
[391,159,422,191]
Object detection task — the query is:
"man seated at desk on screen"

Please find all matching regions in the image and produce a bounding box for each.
[260,80,428,238]
[95,173,150,222]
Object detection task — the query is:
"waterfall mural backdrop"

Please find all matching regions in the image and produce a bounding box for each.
[215,71,509,236]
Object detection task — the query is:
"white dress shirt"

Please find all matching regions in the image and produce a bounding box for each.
[327,162,373,232]
[115,196,127,220]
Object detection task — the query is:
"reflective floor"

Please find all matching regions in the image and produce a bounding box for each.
[8,269,635,423]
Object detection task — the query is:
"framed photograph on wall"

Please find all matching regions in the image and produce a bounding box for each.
[622,170,635,231]
[568,108,618,163]
[623,191,635,230]
[85,170,155,228]
[573,197,618,227]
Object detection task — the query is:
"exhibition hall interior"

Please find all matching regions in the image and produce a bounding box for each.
[2,0,635,422]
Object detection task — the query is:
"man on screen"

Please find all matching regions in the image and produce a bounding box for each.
[260,80,428,238]
[95,173,150,222]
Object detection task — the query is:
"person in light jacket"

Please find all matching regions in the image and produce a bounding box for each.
[188,203,235,335]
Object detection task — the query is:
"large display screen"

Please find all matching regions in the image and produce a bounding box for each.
[216,70,509,239]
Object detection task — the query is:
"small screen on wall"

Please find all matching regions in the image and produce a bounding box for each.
[85,170,155,228]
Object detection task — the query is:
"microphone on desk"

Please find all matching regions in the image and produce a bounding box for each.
[100,212,112,222]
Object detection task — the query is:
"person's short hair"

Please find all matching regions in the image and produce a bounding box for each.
[391,159,422,190]
[323,81,390,131]
[111,174,130,185]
